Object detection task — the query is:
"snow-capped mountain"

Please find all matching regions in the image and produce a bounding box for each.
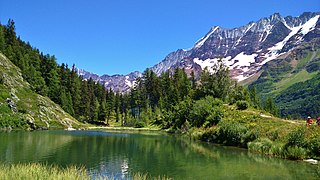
[78,12,320,92]
[77,68,142,92]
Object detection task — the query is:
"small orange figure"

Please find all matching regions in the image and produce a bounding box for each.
[306,116,313,125]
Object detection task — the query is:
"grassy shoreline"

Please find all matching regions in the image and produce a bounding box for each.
[87,126,162,132]
[0,163,171,180]
[185,108,320,161]
[0,163,89,180]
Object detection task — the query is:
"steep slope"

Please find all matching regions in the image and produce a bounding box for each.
[78,12,320,92]
[249,42,320,118]
[0,53,81,130]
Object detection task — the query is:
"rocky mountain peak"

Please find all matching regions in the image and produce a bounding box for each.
[77,12,320,92]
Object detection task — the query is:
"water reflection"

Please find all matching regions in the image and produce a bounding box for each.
[0,130,318,179]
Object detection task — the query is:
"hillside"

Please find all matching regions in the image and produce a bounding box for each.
[249,41,320,118]
[0,53,81,130]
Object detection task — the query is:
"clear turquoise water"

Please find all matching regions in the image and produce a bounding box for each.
[0,130,319,179]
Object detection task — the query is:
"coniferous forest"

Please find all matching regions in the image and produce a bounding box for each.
[0,20,279,129]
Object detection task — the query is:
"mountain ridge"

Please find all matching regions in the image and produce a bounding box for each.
[77,12,320,92]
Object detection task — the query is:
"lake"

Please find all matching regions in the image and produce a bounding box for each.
[0,130,319,179]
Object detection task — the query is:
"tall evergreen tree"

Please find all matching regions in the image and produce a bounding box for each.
[70,65,82,117]
[0,25,6,52]
[80,81,90,121]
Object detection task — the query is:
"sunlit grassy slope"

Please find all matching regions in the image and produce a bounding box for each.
[0,53,83,130]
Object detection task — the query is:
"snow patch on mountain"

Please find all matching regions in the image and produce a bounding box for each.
[193,56,232,73]
[301,15,319,35]
[125,76,132,87]
[231,52,258,68]
[194,52,257,72]
[235,74,251,82]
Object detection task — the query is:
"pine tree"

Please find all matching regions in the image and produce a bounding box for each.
[129,87,140,118]
[80,81,90,121]
[265,97,279,116]
[114,91,121,122]
[249,86,261,109]
[106,88,115,125]
[4,19,17,47]
[190,71,197,90]
[87,78,97,123]
[0,25,6,52]
[26,65,48,95]
[70,65,82,117]
[60,88,74,116]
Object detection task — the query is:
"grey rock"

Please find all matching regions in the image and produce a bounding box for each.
[6,98,18,112]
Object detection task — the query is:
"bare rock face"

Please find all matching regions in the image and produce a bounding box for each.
[77,12,320,92]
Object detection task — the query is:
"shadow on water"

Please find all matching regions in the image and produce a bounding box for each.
[0,130,318,179]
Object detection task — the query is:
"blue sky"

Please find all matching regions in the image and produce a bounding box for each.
[0,0,319,75]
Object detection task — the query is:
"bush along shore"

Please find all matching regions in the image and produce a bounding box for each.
[184,106,320,161]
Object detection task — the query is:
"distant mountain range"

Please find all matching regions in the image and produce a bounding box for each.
[77,12,320,93]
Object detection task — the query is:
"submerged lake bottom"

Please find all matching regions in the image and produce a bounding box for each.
[0,130,319,179]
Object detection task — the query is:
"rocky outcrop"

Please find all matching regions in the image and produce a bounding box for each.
[6,98,17,112]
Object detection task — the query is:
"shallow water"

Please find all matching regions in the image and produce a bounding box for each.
[0,130,318,179]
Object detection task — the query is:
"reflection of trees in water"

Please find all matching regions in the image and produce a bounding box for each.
[0,131,74,163]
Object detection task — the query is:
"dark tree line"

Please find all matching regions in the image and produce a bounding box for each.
[0,19,279,128]
[0,20,116,124]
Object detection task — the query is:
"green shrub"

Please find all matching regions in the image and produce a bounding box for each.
[134,121,145,128]
[243,129,259,144]
[190,129,206,141]
[0,89,10,102]
[190,96,223,127]
[305,138,320,157]
[0,113,27,129]
[270,143,285,157]
[286,127,306,147]
[267,129,280,141]
[236,100,249,110]
[248,138,273,154]
[216,121,248,146]
[248,138,287,157]
[200,127,217,142]
[285,146,307,160]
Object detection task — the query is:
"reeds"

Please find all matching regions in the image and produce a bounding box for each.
[0,163,172,180]
[0,163,89,180]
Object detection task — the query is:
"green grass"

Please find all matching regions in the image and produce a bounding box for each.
[0,163,89,180]
[0,163,172,180]
[296,51,313,70]
[191,105,320,160]
[273,70,317,94]
[0,85,10,102]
